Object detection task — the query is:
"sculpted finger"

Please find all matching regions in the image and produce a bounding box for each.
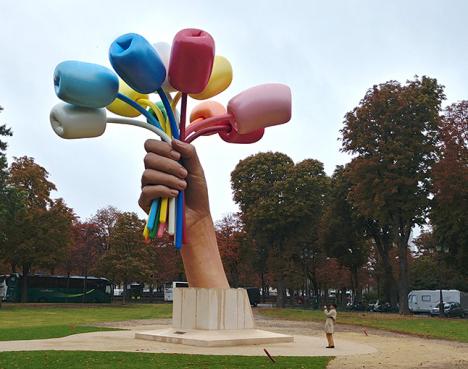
[141,169,187,190]
[144,139,181,160]
[143,153,188,179]
[139,185,179,213]
[171,139,204,176]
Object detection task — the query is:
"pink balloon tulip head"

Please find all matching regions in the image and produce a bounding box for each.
[219,126,265,144]
[227,83,291,134]
[168,28,215,94]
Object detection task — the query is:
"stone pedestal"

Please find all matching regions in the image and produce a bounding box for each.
[135,288,293,347]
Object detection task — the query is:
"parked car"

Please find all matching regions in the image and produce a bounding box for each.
[430,302,465,318]
[373,301,399,313]
[245,287,261,307]
[346,301,367,311]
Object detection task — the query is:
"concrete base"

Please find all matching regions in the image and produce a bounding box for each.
[135,287,293,347]
[172,288,255,330]
[135,327,294,347]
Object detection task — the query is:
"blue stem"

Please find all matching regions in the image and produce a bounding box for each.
[116,93,163,130]
[157,88,179,139]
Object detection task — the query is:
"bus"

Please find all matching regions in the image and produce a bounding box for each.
[1,274,113,303]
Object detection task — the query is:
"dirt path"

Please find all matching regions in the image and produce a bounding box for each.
[253,314,468,369]
[91,315,468,368]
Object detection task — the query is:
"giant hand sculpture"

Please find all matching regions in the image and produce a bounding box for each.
[50,28,291,287]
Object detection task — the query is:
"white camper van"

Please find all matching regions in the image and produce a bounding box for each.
[408,290,466,313]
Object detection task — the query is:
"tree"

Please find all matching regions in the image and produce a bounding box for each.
[231,153,330,307]
[39,198,76,274]
[431,101,468,277]
[231,152,294,307]
[3,156,74,301]
[216,213,242,287]
[148,236,184,289]
[320,165,369,303]
[98,212,152,303]
[282,159,330,304]
[0,106,13,247]
[341,76,445,313]
[64,221,102,276]
[90,206,120,253]
[215,213,259,288]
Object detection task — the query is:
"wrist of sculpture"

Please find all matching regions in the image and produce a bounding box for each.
[180,214,229,288]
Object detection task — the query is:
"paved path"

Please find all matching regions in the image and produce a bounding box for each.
[1,317,467,368]
[0,322,376,357]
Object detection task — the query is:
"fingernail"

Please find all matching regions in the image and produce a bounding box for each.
[179,167,188,177]
[170,189,179,197]
[170,150,181,160]
[178,180,187,189]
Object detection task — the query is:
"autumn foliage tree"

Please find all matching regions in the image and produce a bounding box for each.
[231,153,329,307]
[0,106,13,260]
[341,76,445,313]
[3,156,75,301]
[98,212,152,303]
[431,101,468,276]
[215,213,259,288]
[64,221,102,276]
[147,235,185,289]
[231,152,294,306]
[320,165,369,303]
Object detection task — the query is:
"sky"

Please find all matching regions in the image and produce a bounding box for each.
[0,0,467,223]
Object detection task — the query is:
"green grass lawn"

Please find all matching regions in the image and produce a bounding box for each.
[0,351,332,369]
[0,304,171,341]
[259,308,468,342]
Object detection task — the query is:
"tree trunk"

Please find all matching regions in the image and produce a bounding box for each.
[398,236,410,315]
[261,272,266,303]
[351,266,361,303]
[373,234,398,306]
[381,255,398,307]
[82,273,88,304]
[276,275,285,308]
[21,263,30,302]
[122,282,127,305]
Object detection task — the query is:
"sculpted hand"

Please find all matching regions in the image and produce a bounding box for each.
[139,139,228,288]
[139,139,210,228]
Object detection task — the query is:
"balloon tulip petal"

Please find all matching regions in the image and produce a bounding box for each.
[107,79,149,117]
[219,126,265,144]
[54,61,118,108]
[109,33,166,93]
[168,28,215,93]
[50,102,106,139]
[227,83,291,134]
[190,55,233,100]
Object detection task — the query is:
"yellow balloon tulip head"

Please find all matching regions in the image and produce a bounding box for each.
[106,79,149,117]
[190,55,233,100]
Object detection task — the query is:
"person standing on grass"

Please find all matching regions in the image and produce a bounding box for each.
[324,304,337,348]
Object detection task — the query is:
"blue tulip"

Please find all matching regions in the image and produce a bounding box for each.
[109,33,166,94]
[53,61,119,108]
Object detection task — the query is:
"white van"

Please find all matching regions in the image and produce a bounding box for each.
[408,290,463,313]
[164,281,189,302]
